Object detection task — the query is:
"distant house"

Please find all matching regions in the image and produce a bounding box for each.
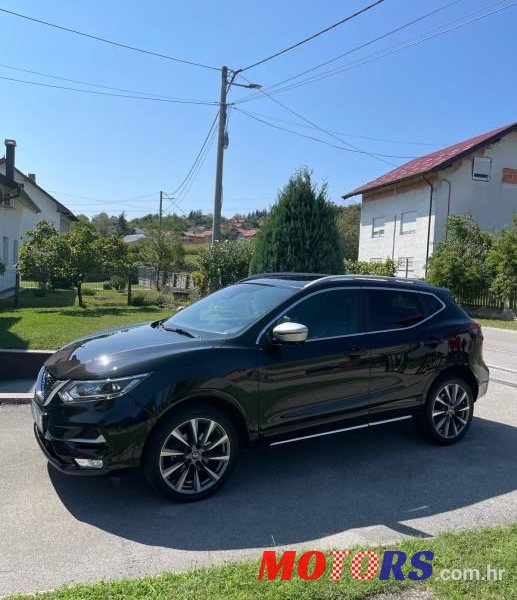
[182,228,213,244]
[123,233,146,245]
[343,122,517,278]
[0,139,77,292]
[236,228,258,240]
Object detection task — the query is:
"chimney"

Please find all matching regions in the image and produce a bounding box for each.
[4,139,16,183]
[28,173,36,183]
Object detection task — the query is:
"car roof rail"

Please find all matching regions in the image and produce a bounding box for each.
[304,274,427,287]
[240,272,328,283]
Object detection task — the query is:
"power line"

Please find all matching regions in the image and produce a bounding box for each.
[235,108,416,159]
[48,190,159,203]
[0,6,219,71]
[237,0,466,103]
[238,0,515,102]
[0,74,218,105]
[175,119,218,205]
[169,111,220,198]
[0,63,210,102]
[239,0,386,73]
[239,74,400,168]
[237,108,443,146]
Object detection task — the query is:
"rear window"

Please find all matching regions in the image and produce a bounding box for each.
[367,289,425,330]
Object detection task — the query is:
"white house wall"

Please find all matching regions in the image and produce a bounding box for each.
[358,131,517,279]
[358,183,434,278]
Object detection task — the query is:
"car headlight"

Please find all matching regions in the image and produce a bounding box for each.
[58,374,149,403]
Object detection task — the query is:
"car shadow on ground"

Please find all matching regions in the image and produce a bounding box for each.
[49,416,517,551]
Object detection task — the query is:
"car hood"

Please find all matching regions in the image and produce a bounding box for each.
[45,321,217,380]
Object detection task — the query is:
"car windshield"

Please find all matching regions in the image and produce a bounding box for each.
[163,283,297,335]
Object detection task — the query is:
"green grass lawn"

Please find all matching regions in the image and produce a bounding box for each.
[0,284,177,350]
[6,524,515,600]
[477,318,517,331]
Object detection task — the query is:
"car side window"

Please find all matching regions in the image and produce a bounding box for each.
[367,289,425,331]
[281,289,362,340]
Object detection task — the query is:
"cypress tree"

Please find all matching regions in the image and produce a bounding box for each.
[250,170,343,274]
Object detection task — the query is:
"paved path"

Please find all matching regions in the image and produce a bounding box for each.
[0,328,515,596]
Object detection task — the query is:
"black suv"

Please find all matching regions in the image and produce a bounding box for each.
[32,274,489,501]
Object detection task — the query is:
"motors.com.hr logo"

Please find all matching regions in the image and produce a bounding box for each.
[259,549,434,581]
[258,550,507,582]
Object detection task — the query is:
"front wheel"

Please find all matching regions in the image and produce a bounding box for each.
[143,404,238,502]
[417,377,474,445]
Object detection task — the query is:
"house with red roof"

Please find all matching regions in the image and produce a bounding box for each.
[0,139,77,293]
[343,122,517,278]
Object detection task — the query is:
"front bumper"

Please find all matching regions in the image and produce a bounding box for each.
[31,393,151,476]
[34,424,111,476]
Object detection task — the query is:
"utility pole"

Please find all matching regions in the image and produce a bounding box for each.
[159,190,163,230]
[212,66,228,244]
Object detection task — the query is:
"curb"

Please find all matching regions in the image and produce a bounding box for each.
[0,393,33,405]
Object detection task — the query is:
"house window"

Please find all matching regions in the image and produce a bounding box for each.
[400,211,416,234]
[397,257,414,278]
[2,236,9,263]
[372,217,385,238]
[472,156,491,181]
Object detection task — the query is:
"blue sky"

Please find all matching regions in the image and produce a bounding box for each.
[1,0,516,219]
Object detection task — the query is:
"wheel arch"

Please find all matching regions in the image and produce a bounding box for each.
[141,392,252,464]
[425,365,479,402]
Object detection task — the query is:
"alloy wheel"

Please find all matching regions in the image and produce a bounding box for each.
[431,383,471,439]
[159,418,231,495]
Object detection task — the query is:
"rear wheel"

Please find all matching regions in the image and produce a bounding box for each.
[143,404,238,502]
[418,377,474,445]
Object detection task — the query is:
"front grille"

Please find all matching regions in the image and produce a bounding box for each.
[36,368,58,405]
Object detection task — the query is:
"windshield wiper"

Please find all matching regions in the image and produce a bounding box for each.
[161,324,196,338]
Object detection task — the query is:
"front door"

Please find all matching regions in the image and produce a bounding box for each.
[257,287,370,439]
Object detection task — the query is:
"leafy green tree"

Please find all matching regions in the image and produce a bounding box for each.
[17,220,61,293]
[139,229,186,290]
[96,235,141,304]
[250,170,343,274]
[91,212,116,237]
[116,212,130,236]
[56,223,100,307]
[336,203,361,261]
[345,257,396,276]
[426,213,493,300]
[195,240,254,295]
[487,214,517,307]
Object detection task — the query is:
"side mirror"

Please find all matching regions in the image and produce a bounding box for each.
[272,322,308,344]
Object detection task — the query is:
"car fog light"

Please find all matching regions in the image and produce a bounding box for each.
[75,458,103,469]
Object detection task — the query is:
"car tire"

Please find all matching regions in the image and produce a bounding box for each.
[143,403,238,502]
[416,376,474,445]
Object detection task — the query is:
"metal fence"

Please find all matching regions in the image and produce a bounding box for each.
[456,291,516,310]
[0,267,16,295]
[137,267,196,296]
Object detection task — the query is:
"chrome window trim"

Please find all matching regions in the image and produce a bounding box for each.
[255,285,446,345]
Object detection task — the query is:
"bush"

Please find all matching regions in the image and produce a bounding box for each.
[345,258,396,276]
[102,281,113,290]
[197,240,254,295]
[426,213,493,299]
[81,287,96,296]
[131,293,146,306]
[111,275,126,291]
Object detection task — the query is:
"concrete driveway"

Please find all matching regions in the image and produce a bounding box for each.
[1,327,516,595]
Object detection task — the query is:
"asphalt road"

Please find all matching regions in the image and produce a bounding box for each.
[0,327,515,596]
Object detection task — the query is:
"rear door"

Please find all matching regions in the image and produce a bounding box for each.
[257,287,370,438]
[366,287,444,417]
